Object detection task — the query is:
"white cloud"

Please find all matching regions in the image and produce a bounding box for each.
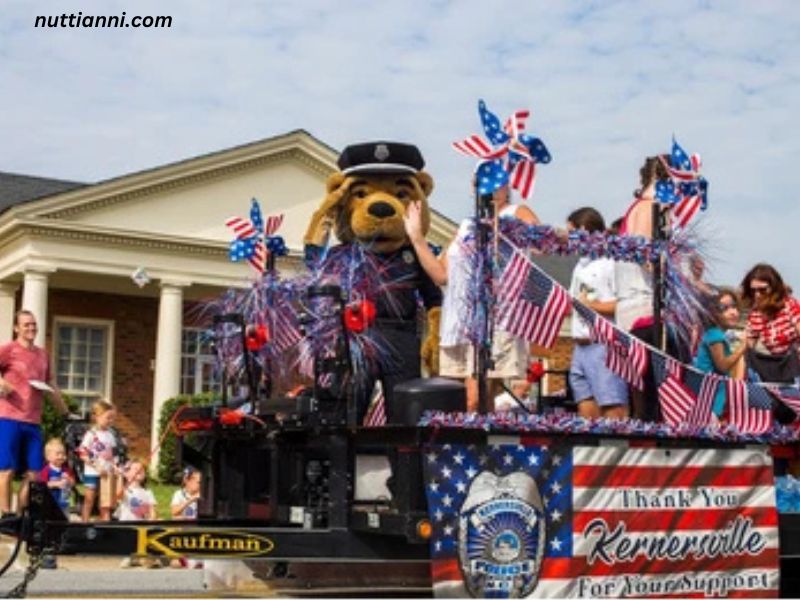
[1,0,799,287]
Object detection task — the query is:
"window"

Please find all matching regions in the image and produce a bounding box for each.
[181,328,219,395]
[54,318,114,417]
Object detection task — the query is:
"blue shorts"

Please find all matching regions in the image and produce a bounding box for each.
[82,474,100,489]
[569,343,629,407]
[0,418,44,472]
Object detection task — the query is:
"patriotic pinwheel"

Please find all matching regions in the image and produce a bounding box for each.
[225,198,287,274]
[655,138,709,230]
[452,100,551,199]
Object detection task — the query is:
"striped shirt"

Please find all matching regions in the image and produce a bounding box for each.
[747,297,800,356]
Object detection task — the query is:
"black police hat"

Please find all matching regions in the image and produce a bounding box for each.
[337,141,425,175]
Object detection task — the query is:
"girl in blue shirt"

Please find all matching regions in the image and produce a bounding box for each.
[693,289,747,416]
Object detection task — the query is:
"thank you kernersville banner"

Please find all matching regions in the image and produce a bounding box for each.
[424,443,778,598]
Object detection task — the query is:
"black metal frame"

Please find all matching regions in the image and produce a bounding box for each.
[474,190,496,414]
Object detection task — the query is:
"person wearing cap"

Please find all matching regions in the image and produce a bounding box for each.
[303,141,442,423]
[0,310,68,516]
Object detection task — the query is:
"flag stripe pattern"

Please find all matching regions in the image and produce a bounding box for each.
[271,317,302,352]
[362,381,387,427]
[686,372,719,426]
[727,379,773,434]
[498,253,570,348]
[225,201,284,274]
[427,444,779,598]
[452,135,509,160]
[590,315,648,391]
[656,357,694,425]
[672,195,702,230]
[654,355,718,427]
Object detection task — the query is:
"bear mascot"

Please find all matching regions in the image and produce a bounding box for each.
[303,141,441,424]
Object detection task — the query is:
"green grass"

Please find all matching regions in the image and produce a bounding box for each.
[151,481,180,520]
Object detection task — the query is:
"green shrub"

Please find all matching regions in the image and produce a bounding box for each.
[40,394,79,444]
[156,392,218,484]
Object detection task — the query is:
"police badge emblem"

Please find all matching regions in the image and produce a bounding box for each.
[374,143,390,161]
[458,472,546,597]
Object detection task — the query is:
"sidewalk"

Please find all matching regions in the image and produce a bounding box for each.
[0,554,208,597]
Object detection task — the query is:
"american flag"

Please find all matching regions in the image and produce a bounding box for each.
[452,100,551,199]
[768,381,800,417]
[426,443,779,597]
[225,199,284,274]
[362,381,387,427]
[270,316,302,352]
[727,379,774,434]
[588,312,648,391]
[653,355,718,426]
[687,372,720,426]
[497,254,570,348]
[654,355,694,425]
[654,138,708,230]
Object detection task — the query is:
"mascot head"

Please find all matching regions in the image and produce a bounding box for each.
[325,142,434,254]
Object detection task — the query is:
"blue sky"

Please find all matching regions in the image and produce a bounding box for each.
[2,0,799,287]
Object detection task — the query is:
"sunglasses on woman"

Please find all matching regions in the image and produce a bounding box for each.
[750,285,770,295]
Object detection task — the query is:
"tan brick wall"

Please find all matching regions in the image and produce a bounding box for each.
[530,336,575,395]
[47,289,158,458]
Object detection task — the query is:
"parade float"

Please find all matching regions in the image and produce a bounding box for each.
[2,101,800,598]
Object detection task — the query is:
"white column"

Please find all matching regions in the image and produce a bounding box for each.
[0,282,18,343]
[150,281,185,470]
[21,271,50,346]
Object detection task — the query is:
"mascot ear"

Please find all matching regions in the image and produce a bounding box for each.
[416,171,434,197]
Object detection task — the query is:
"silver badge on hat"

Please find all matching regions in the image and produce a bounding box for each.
[374,144,390,161]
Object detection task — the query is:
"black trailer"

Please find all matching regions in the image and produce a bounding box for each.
[4,388,800,597]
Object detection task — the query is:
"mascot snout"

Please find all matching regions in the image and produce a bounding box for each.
[368,201,396,219]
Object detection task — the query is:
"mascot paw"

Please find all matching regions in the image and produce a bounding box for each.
[421,306,441,376]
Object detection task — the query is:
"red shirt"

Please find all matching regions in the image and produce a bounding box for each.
[0,341,51,424]
[747,297,800,356]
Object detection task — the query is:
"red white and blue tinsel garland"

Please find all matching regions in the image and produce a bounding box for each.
[418,410,800,445]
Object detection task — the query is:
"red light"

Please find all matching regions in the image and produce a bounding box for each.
[218,408,244,426]
[344,299,376,333]
[526,360,545,383]
[175,418,215,433]
[245,324,270,351]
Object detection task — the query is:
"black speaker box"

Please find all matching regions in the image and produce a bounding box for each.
[391,377,466,425]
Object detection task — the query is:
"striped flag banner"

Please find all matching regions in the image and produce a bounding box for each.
[590,315,648,391]
[728,379,774,435]
[425,443,779,598]
[497,253,570,349]
[363,380,387,427]
[654,355,694,426]
[654,355,719,427]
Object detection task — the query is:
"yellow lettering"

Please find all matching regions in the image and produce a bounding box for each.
[208,537,231,551]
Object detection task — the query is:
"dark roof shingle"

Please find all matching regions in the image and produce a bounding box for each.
[0,171,87,214]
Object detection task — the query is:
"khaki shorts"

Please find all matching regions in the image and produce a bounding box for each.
[99,472,122,509]
[440,331,528,379]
